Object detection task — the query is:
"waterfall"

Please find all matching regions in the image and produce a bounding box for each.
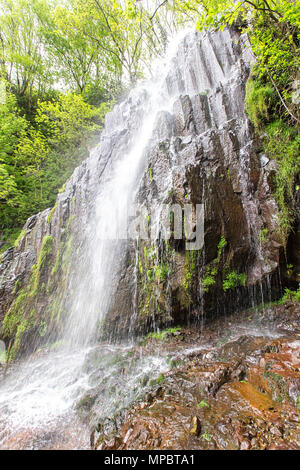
[0,28,194,447]
[0,6,297,447]
[63,30,188,347]
[0,22,286,449]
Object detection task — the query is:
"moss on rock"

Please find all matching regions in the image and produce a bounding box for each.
[1,234,57,358]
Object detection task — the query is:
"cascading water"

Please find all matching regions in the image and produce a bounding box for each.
[0,24,290,449]
[64,67,178,347]
[0,29,193,450]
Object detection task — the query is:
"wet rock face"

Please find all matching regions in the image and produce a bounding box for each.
[94,303,300,451]
[0,29,286,351]
[0,80,151,351]
[106,30,284,336]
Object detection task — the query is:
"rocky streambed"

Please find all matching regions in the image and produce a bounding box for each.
[90,302,300,451]
[0,301,299,450]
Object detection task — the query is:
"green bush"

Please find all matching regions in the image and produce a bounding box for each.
[223,271,247,291]
[146,326,181,341]
[263,120,300,240]
[245,79,274,129]
[281,284,300,303]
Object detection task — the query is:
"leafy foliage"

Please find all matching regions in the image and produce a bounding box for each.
[223,271,247,291]
[146,326,182,341]
[173,0,300,123]
[197,400,209,408]
[0,91,107,239]
[263,120,300,239]
[245,79,274,128]
[281,283,300,303]
[202,236,227,292]
[0,0,183,250]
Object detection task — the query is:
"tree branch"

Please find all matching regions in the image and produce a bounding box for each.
[267,71,300,124]
[149,0,168,21]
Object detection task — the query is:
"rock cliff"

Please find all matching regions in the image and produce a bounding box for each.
[0,28,293,356]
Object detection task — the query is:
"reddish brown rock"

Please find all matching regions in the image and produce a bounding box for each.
[94,303,300,451]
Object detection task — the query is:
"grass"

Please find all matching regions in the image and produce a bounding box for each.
[146,326,182,341]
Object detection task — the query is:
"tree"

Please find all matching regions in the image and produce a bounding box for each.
[0,89,28,165]
[16,128,49,199]
[15,92,108,209]
[0,166,21,213]
[0,90,28,228]
[77,0,171,85]
[38,0,104,94]
[0,0,53,113]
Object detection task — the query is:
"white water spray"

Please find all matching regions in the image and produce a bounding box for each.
[0,29,192,448]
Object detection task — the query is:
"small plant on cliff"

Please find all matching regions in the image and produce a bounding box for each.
[245,79,274,129]
[13,229,26,249]
[146,326,181,341]
[217,236,227,256]
[30,235,54,296]
[200,431,213,442]
[202,271,217,292]
[201,236,227,292]
[50,247,61,278]
[154,263,170,283]
[223,271,247,291]
[47,203,58,224]
[197,400,209,409]
[258,228,269,244]
[280,284,300,303]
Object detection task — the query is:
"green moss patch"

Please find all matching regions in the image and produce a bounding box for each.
[1,234,54,358]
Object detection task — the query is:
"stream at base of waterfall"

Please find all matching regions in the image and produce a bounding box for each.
[1,302,299,450]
